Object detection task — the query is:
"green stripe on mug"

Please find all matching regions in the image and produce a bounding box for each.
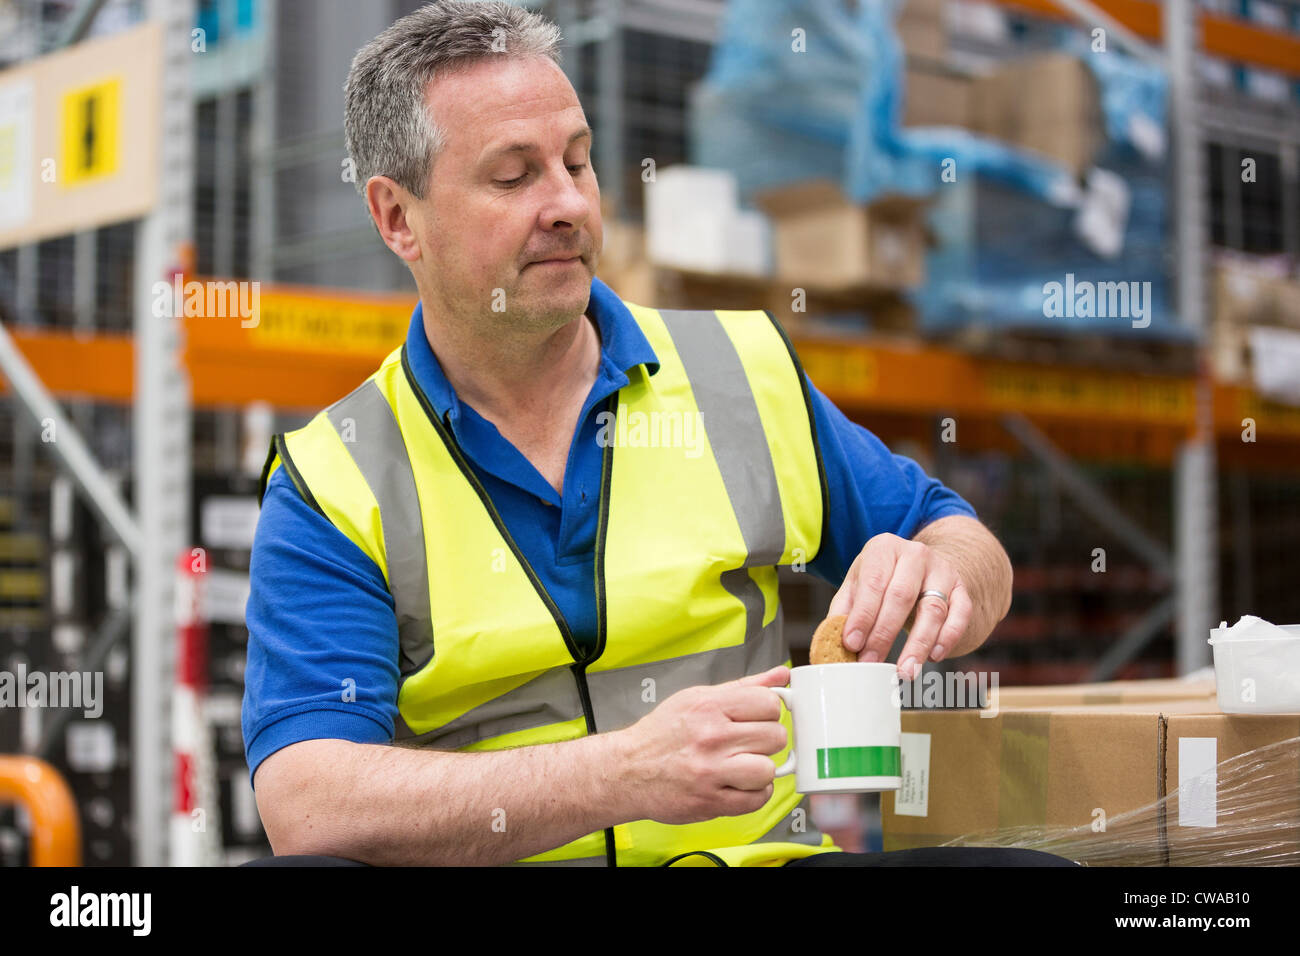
[816,746,901,779]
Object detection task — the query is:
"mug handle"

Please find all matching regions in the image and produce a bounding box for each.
[771,686,796,777]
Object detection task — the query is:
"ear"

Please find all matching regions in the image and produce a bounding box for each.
[365,175,421,263]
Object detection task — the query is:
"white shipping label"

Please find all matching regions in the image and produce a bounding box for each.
[894,732,931,817]
[66,721,116,774]
[1178,737,1218,828]
[200,496,262,551]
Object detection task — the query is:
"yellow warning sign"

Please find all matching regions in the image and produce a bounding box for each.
[249,288,413,356]
[60,76,120,186]
[799,343,878,397]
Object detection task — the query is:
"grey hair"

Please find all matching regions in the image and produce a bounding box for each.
[344,1,564,199]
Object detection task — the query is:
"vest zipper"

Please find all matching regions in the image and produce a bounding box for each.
[400,347,585,658]
[587,393,618,866]
[402,348,619,866]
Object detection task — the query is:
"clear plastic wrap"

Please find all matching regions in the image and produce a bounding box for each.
[936,735,1300,866]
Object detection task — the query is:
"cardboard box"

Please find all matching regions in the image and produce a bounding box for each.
[753,180,928,292]
[882,698,1300,865]
[990,676,1218,710]
[598,259,657,308]
[897,0,947,63]
[883,705,1169,862]
[1211,259,1300,385]
[596,209,645,279]
[970,53,1104,174]
[903,67,974,129]
[1164,712,1300,865]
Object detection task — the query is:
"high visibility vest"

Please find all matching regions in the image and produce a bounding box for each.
[259,301,841,867]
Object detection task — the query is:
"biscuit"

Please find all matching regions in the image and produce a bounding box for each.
[809,614,858,664]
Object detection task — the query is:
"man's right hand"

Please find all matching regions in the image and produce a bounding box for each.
[611,665,792,826]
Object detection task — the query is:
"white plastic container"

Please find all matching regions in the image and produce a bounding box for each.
[1208,619,1300,714]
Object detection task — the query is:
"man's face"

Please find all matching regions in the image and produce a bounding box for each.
[412,55,601,334]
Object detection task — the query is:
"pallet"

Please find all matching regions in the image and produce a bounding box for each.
[935,324,1199,375]
[599,263,922,335]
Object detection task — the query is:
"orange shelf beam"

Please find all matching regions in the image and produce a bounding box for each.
[1,327,134,402]
[7,322,1300,447]
[795,333,1198,431]
[987,0,1300,76]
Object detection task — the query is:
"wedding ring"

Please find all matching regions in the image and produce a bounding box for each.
[919,589,949,605]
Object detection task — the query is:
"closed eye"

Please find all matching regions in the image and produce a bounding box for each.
[495,164,588,188]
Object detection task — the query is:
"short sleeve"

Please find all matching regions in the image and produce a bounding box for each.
[804,374,977,588]
[241,465,401,789]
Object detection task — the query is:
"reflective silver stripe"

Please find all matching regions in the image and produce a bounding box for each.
[657,310,787,688]
[657,309,787,564]
[393,667,584,750]
[327,380,434,675]
[719,566,766,654]
[587,606,789,733]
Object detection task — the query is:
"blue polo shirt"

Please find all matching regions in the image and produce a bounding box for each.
[242,276,977,786]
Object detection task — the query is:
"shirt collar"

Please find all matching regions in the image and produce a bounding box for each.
[403,275,660,425]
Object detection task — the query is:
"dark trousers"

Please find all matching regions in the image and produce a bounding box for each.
[242,847,1079,867]
[784,847,1080,866]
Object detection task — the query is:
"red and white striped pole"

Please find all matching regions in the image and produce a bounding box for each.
[171,551,221,866]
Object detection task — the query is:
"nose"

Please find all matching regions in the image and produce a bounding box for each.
[538,159,591,234]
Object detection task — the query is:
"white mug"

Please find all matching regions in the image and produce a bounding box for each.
[771,663,902,794]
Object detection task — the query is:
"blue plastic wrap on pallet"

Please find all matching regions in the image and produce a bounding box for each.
[689,0,1182,337]
[1058,28,1168,159]
[850,0,1093,205]
[915,143,1185,338]
[691,0,863,199]
[691,0,1085,206]
[694,0,1172,201]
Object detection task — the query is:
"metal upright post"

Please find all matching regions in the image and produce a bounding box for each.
[1167,0,1216,674]
[250,0,277,282]
[596,0,625,216]
[132,0,195,867]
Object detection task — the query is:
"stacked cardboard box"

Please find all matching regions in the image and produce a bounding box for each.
[1211,258,1300,402]
[969,53,1104,175]
[594,199,656,306]
[897,0,947,64]
[902,66,973,129]
[881,681,1300,865]
[753,180,928,293]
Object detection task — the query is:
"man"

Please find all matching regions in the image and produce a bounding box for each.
[243,1,1074,867]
